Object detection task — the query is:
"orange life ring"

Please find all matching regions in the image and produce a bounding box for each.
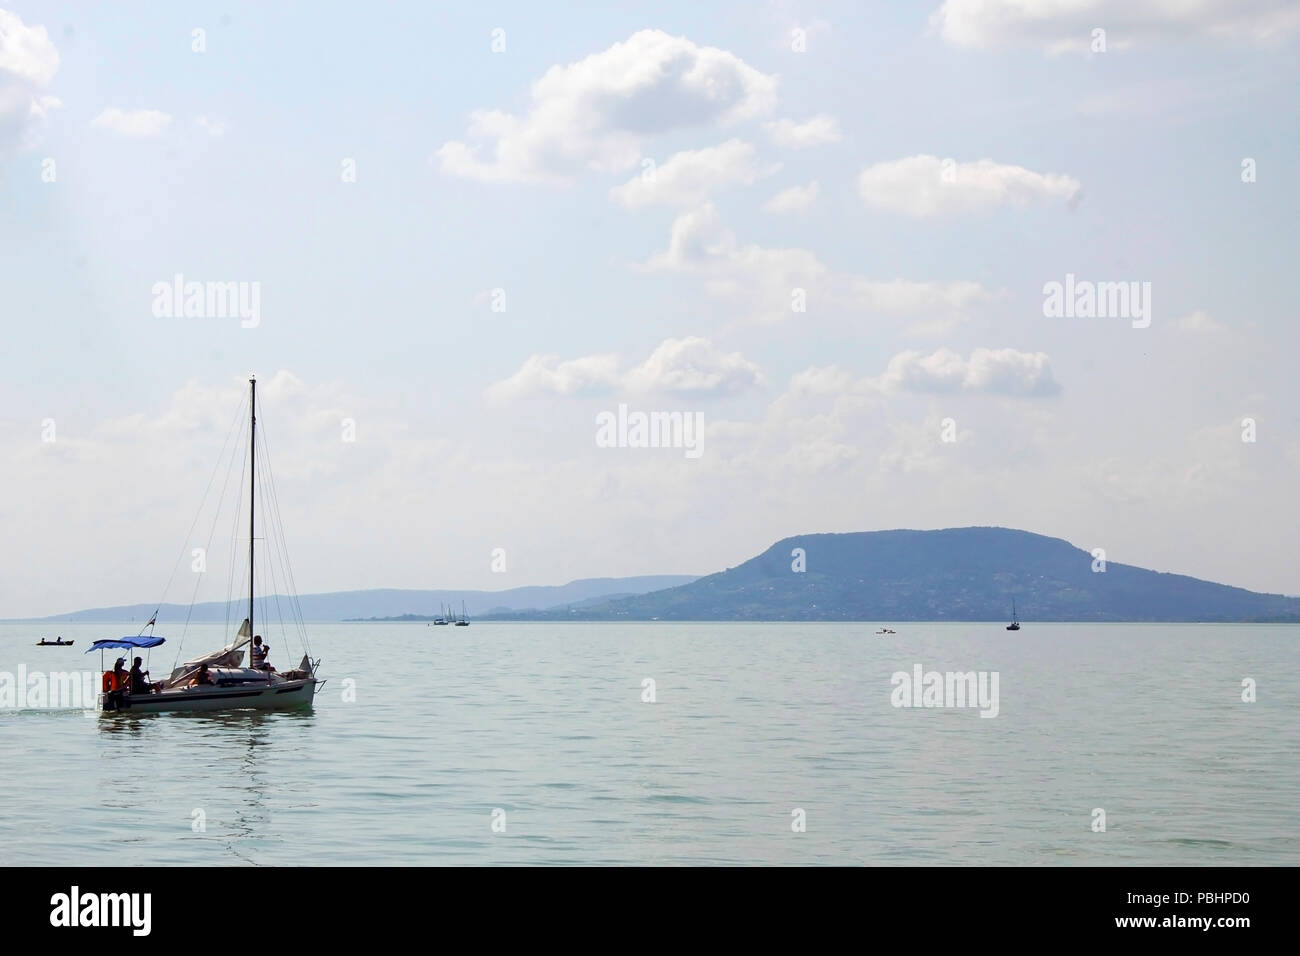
[102,672,119,693]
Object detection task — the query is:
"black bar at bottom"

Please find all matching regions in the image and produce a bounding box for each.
[6,865,1280,942]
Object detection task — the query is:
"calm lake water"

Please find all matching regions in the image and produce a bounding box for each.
[1,621,1296,865]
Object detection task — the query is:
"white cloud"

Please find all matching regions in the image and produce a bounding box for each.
[874,347,1061,397]
[931,0,1300,53]
[609,140,778,208]
[437,29,778,184]
[92,107,172,136]
[485,353,621,403]
[645,202,992,324]
[858,155,1081,216]
[763,180,820,213]
[0,9,59,154]
[764,114,841,148]
[0,9,58,84]
[487,337,764,402]
[193,115,229,137]
[623,336,766,394]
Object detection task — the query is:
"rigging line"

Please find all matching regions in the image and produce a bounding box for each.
[218,428,249,656]
[174,407,248,666]
[266,424,312,658]
[265,429,308,652]
[256,427,294,656]
[256,456,288,650]
[154,391,247,627]
[266,459,295,654]
[256,414,311,655]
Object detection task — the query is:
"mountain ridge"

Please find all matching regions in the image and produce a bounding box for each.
[4,575,700,623]
[481,527,1300,622]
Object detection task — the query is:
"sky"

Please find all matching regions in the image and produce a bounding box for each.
[1,1,1298,617]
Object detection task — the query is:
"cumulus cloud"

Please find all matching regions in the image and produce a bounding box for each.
[858,155,1081,216]
[873,347,1061,397]
[437,29,778,184]
[609,139,778,208]
[764,114,841,147]
[0,9,57,84]
[644,202,991,324]
[92,107,172,136]
[487,337,764,402]
[193,115,228,137]
[0,9,59,154]
[623,336,766,394]
[763,180,820,213]
[931,0,1300,53]
[786,364,858,398]
[485,353,622,403]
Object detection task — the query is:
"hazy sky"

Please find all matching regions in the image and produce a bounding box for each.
[2,1,1298,617]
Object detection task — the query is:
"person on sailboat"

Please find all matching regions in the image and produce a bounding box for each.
[251,635,267,668]
[193,663,214,686]
[128,657,154,695]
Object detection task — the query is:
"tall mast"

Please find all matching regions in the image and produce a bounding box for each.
[249,376,256,647]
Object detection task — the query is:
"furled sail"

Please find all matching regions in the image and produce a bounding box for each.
[166,618,252,681]
[231,617,252,651]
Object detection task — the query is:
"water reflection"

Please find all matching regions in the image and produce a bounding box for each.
[95,711,161,737]
[94,708,318,862]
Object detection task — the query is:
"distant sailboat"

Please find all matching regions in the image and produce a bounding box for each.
[433,602,449,625]
[455,600,470,626]
[1006,599,1021,631]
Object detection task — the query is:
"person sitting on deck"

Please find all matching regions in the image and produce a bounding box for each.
[250,635,267,668]
[193,663,214,686]
[128,657,153,694]
[112,658,128,691]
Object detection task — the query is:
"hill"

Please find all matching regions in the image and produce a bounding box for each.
[7,575,700,623]
[481,528,1300,622]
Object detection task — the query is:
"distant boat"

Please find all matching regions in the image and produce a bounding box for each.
[432,602,449,625]
[876,627,895,635]
[455,600,470,626]
[1006,599,1021,631]
[36,637,74,646]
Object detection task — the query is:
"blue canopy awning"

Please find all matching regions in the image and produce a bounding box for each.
[85,636,167,654]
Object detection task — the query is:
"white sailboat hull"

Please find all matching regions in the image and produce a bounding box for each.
[99,677,317,714]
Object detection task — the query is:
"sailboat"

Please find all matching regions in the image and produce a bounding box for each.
[433,602,449,625]
[1006,599,1021,631]
[454,600,470,626]
[96,375,321,714]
